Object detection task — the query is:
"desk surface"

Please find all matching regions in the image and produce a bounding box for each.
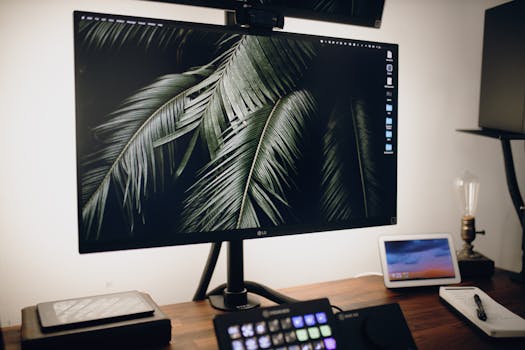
[2,269,525,349]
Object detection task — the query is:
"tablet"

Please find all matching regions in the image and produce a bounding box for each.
[37,291,155,331]
[378,233,461,288]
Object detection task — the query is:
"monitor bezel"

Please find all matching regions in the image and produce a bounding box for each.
[74,11,398,254]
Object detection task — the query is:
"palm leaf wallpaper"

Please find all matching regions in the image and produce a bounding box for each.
[75,12,396,250]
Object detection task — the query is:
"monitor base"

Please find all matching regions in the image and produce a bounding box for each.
[509,270,525,284]
[194,241,299,312]
[208,291,260,312]
[207,280,299,311]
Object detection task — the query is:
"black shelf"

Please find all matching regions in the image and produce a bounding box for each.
[457,128,525,140]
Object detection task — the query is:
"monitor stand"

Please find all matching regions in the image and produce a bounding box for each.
[193,240,298,311]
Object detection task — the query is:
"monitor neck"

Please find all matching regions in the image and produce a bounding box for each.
[208,240,261,311]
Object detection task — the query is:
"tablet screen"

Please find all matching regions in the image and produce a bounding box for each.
[385,238,455,281]
[379,234,461,288]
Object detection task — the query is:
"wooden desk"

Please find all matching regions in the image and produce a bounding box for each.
[2,269,525,349]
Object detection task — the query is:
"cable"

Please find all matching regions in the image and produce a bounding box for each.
[193,242,222,301]
[330,304,344,313]
[206,280,301,305]
[353,271,383,278]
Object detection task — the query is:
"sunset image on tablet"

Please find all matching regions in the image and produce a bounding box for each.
[385,238,456,281]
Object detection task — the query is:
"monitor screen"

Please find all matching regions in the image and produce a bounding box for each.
[144,0,385,27]
[74,11,398,253]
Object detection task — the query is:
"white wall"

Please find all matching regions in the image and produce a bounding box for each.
[1,0,522,326]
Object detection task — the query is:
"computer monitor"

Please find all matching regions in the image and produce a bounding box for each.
[74,11,398,309]
[143,0,385,27]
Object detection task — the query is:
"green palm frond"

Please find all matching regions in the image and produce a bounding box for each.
[80,71,209,239]
[179,90,317,233]
[78,16,192,51]
[351,99,382,215]
[320,103,354,221]
[79,21,316,240]
[312,0,340,12]
[320,98,381,221]
[157,35,316,158]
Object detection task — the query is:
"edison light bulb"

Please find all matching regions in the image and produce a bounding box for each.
[454,171,483,259]
[455,171,480,219]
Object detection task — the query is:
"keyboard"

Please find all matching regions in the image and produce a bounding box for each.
[213,298,338,350]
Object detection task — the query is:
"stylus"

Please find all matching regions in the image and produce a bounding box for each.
[474,294,487,321]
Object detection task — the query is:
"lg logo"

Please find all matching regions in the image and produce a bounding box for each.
[256,230,267,237]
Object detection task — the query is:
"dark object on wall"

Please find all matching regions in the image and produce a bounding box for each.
[20,293,171,350]
[479,0,525,134]
[144,0,385,27]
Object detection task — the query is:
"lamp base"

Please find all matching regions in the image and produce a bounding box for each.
[458,252,494,279]
[509,270,525,284]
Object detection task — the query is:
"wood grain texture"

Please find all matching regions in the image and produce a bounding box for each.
[3,269,525,349]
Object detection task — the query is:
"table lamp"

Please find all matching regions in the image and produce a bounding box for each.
[454,171,494,277]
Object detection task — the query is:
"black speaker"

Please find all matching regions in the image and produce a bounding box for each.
[336,303,417,350]
[479,0,525,134]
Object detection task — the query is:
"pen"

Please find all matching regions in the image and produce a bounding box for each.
[474,294,487,321]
